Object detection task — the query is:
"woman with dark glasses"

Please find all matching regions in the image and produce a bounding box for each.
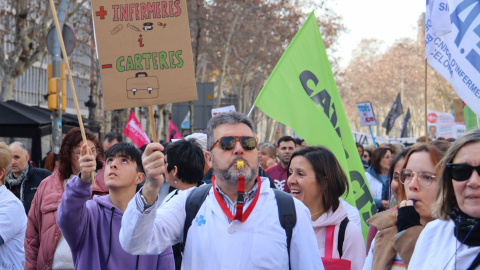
[363,143,444,269]
[409,129,480,270]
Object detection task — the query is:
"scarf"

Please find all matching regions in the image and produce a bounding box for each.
[450,204,480,246]
[5,162,30,205]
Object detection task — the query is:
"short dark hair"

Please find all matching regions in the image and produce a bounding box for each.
[277,136,295,147]
[166,139,204,185]
[294,138,304,146]
[288,146,348,212]
[104,132,123,143]
[105,142,144,173]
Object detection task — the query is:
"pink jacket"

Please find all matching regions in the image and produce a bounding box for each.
[24,168,108,270]
[312,201,366,270]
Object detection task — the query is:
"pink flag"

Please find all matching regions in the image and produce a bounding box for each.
[168,120,182,142]
[123,110,151,147]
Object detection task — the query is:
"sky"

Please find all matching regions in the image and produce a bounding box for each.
[328,0,426,68]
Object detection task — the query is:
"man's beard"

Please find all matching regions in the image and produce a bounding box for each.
[212,156,258,186]
[278,155,289,165]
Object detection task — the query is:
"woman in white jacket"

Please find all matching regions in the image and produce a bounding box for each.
[287,146,366,270]
[409,129,480,270]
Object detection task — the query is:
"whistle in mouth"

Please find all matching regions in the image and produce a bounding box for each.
[237,161,244,170]
[410,199,417,204]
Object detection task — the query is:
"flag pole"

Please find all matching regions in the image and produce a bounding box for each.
[369,126,377,149]
[49,0,95,186]
[425,59,428,136]
[247,105,255,117]
[148,105,157,142]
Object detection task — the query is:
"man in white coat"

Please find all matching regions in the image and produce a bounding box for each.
[120,111,323,269]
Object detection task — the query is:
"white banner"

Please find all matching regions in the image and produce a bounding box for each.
[425,0,480,117]
[352,131,417,147]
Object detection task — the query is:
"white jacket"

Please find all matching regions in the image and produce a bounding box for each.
[120,177,324,269]
[312,201,366,270]
[409,219,480,269]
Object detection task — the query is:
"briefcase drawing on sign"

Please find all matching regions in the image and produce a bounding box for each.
[126,72,159,99]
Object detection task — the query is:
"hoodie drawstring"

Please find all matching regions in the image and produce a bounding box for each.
[136,256,139,270]
[106,207,115,265]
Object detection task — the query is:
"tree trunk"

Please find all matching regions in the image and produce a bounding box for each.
[1,73,16,101]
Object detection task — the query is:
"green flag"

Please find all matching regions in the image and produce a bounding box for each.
[254,12,376,237]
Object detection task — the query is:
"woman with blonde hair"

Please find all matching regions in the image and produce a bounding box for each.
[409,129,480,269]
[258,143,277,171]
[0,142,27,269]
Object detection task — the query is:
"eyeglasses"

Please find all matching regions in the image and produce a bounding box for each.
[211,136,257,151]
[400,168,436,187]
[392,171,400,182]
[72,147,98,158]
[446,163,480,181]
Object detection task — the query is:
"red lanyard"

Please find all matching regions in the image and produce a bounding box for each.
[212,175,261,222]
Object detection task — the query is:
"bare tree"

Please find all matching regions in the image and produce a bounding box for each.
[341,38,454,138]
[0,0,90,101]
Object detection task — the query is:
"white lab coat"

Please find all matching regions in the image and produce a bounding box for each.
[409,219,480,270]
[120,177,324,269]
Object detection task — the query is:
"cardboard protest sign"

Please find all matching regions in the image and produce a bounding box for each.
[356,102,377,126]
[91,0,197,110]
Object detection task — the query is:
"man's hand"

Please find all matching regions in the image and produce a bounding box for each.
[141,143,165,204]
[79,143,96,182]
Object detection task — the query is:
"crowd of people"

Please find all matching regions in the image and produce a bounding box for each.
[0,111,479,270]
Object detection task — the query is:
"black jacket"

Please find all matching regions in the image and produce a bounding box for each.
[6,162,52,214]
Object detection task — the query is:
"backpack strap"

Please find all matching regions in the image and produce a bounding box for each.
[182,184,212,250]
[337,217,349,258]
[273,189,296,270]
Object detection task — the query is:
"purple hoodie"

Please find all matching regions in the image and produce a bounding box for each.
[57,175,174,270]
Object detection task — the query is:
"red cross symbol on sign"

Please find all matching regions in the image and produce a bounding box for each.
[96,6,107,19]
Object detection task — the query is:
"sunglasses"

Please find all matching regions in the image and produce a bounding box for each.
[211,136,257,151]
[446,163,480,181]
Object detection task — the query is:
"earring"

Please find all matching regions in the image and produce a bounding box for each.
[175,180,177,184]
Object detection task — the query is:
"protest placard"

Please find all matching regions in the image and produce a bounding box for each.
[356,102,377,126]
[91,0,197,110]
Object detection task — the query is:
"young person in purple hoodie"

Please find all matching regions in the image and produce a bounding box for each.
[57,142,174,270]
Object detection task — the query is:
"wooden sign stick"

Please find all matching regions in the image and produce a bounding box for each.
[148,105,157,142]
[49,0,96,186]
